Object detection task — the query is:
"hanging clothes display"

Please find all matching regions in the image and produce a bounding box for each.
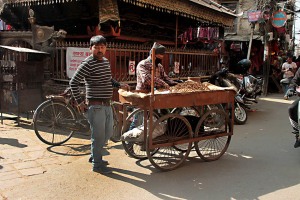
[178,26,221,43]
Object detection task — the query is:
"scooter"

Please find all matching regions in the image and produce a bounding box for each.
[209,68,248,125]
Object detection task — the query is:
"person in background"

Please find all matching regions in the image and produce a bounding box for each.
[135,42,177,92]
[296,55,300,70]
[70,35,129,174]
[280,55,297,100]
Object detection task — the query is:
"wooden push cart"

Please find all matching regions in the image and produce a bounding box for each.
[118,49,236,171]
[119,87,235,171]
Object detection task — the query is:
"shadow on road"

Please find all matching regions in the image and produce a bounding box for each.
[46,143,90,157]
[0,137,28,148]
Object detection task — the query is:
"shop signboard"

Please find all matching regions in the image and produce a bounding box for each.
[174,61,180,74]
[128,60,135,75]
[271,11,287,28]
[66,47,90,78]
[247,10,261,22]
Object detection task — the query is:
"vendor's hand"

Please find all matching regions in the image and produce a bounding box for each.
[120,83,130,91]
[164,83,170,90]
[168,82,178,86]
[77,101,87,113]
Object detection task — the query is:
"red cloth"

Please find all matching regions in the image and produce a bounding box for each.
[6,25,11,30]
[276,27,286,34]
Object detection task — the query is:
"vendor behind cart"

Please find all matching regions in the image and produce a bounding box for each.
[136,42,177,92]
[127,42,177,131]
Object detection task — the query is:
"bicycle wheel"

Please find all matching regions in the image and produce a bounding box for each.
[171,106,200,151]
[33,100,77,146]
[147,113,193,171]
[194,109,231,161]
[110,102,122,143]
[121,108,159,159]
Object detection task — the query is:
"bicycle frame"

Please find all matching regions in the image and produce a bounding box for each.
[46,90,90,133]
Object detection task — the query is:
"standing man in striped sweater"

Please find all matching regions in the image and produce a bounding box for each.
[70,35,129,174]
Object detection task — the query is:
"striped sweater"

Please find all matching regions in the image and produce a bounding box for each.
[69,55,120,104]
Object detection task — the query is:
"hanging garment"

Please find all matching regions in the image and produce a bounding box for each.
[199,27,208,39]
[197,27,201,38]
[188,27,193,41]
[192,28,198,41]
[230,42,241,51]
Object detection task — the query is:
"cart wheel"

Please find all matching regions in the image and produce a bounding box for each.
[147,113,193,171]
[194,109,231,161]
[121,108,159,159]
[171,107,200,152]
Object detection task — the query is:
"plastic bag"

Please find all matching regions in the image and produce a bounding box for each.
[121,120,167,142]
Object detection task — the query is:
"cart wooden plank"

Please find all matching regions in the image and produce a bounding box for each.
[119,89,236,109]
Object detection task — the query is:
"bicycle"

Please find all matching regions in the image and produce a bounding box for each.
[33,87,123,146]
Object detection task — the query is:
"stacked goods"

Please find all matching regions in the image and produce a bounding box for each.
[118,81,228,99]
[169,81,210,93]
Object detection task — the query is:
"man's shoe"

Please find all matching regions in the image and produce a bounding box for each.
[88,157,109,165]
[294,140,300,148]
[284,95,288,100]
[92,166,112,174]
[102,160,109,165]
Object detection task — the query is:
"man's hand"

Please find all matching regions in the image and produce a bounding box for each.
[77,101,87,113]
[120,83,130,91]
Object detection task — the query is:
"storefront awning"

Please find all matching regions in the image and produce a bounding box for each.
[120,0,236,27]
[1,0,237,27]
[0,45,49,54]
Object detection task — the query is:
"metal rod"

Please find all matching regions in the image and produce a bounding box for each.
[247,23,254,60]
[175,15,178,50]
[148,47,156,151]
[151,48,155,96]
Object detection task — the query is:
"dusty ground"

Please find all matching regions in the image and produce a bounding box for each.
[1,93,300,200]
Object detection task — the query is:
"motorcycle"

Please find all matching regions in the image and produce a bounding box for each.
[209,68,248,125]
[232,59,263,108]
[233,74,263,107]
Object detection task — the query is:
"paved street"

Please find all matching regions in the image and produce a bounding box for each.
[0,93,300,200]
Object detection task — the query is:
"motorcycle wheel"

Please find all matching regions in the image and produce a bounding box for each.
[234,103,247,125]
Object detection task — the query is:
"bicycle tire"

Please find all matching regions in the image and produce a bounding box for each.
[33,100,77,146]
[110,102,122,143]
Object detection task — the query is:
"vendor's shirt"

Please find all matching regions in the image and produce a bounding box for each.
[136,56,176,91]
[282,61,297,78]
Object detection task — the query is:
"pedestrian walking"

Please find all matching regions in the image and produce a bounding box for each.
[280,54,297,100]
